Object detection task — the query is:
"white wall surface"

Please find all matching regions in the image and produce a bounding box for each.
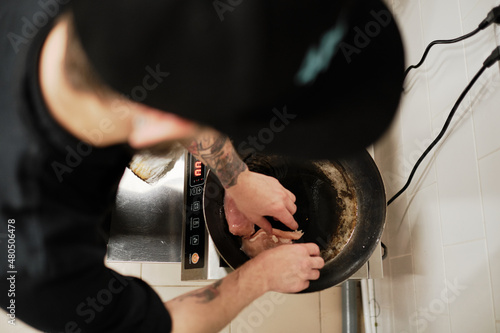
[373,0,500,332]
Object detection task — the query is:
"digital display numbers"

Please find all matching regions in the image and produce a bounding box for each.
[194,161,202,177]
[189,155,206,187]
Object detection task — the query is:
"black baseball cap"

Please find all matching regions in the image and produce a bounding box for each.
[71,0,405,159]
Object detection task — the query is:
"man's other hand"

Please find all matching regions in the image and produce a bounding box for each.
[225,170,298,234]
[248,243,325,294]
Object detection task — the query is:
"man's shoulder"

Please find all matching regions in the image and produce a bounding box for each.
[0,0,66,207]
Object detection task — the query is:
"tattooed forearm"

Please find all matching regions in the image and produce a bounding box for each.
[186,131,226,156]
[214,148,248,187]
[183,129,248,188]
[176,280,223,304]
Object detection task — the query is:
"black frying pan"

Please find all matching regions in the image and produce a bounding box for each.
[203,150,386,293]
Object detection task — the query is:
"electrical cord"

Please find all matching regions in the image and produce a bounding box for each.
[403,5,500,81]
[388,46,500,206]
[403,27,481,80]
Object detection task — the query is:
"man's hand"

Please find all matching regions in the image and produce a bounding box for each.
[225,170,298,234]
[165,243,324,333]
[245,243,325,294]
[181,127,298,233]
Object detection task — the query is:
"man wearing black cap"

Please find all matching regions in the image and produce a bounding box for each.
[0,2,327,332]
[1,0,404,331]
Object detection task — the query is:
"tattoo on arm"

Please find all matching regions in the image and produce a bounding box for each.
[185,131,248,188]
[176,280,223,304]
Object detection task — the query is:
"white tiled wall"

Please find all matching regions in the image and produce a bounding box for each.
[374,0,500,332]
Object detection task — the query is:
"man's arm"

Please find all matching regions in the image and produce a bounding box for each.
[182,127,247,188]
[165,243,324,333]
[181,127,298,233]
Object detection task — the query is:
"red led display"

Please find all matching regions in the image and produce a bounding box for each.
[194,161,202,177]
[189,155,206,187]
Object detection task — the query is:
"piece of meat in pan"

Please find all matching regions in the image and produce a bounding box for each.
[224,193,304,257]
[224,193,255,238]
[241,228,304,258]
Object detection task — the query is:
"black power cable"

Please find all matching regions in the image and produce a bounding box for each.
[403,27,481,80]
[388,46,500,206]
[403,5,500,81]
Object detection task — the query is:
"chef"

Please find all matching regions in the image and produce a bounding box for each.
[0,0,403,332]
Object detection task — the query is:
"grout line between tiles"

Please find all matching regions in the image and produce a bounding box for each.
[406,179,437,204]
[442,236,488,248]
[474,130,498,321]
[409,251,418,333]
[478,145,500,161]
[457,6,491,307]
[404,0,437,204]
[405,159,437,198]
[434,154,452,332]
[387,252,412,261]
[481,239,498,331]
[149,284,211,288]
[388,252,416,332]
[419,0,432,119]
[407,170,436,331]
[385,260,395,333]
[319,290,323,333]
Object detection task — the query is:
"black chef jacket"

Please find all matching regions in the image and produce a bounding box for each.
[0,1,173,332]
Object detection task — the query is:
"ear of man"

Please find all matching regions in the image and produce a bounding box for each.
[61,10,198,148]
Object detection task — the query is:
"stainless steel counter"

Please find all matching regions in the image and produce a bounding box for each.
[106,154,185,262]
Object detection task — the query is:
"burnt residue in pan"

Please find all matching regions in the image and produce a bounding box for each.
[243,154,358,262]
[313,160,357,262]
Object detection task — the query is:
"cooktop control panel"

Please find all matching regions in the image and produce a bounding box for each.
[183,153,207,270]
